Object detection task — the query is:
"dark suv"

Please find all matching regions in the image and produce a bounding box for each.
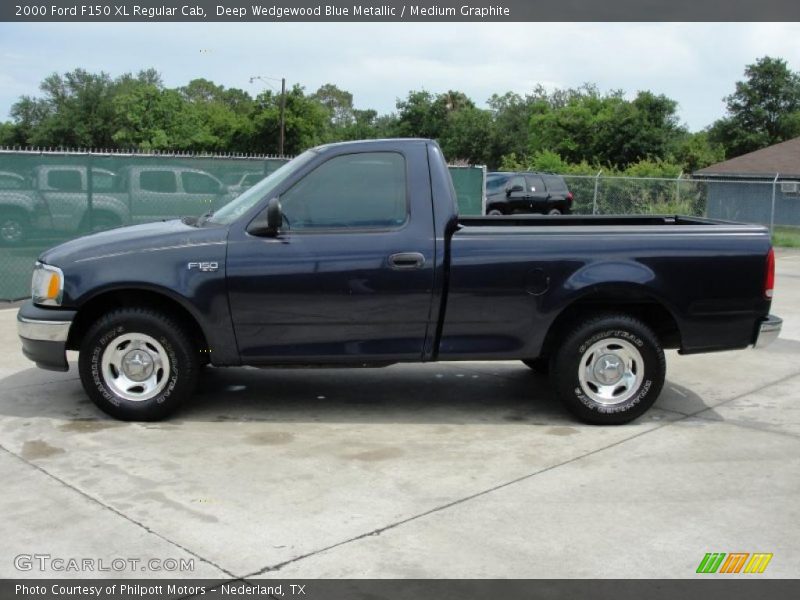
[485,171,573,215]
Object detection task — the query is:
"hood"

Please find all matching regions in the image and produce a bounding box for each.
[40,219,229,266]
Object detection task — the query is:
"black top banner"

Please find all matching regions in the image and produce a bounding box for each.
[3,0,800,22]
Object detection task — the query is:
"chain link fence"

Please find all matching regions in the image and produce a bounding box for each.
[3,146,797,302]
[562,173,800,229]
[0,149,486,301]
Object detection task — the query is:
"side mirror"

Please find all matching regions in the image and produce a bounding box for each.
[506,184,524,196]
[247,197,283,237]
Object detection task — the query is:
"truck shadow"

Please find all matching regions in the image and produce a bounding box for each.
[0,362,709,425]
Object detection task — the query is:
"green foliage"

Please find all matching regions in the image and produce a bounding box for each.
[773,226,800,248]
[0,121,17,145]
[709,56,800,158]
[527,86,685,168]
[2,56,796,174]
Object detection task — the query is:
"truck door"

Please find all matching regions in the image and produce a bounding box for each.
[226,147,436,363]
[130,169,180,223]
[504,175,527,213]
[524,174,549,212]
[38,167,87,233]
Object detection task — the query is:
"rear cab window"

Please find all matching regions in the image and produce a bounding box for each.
[139,170,178,193]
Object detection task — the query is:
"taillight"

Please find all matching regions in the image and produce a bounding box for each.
[567,192,574,204]
[764,247,775,299]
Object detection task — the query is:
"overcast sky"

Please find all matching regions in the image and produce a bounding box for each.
[1,22,799,131]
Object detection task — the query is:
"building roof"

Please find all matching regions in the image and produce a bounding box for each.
[695,136,800,179]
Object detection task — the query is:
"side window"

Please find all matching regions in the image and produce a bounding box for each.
[47,170,83,192]
[91,171,117,192]
[486,176,509,194]
[140,170,177,193]
[280,152,407,230]
[507,175,526,194]
[543,175,567,192]
[183,172,221,194]
[526,175,545,193]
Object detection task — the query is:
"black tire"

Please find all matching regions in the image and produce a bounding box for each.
[0,210,29,245]
[487,208,504,216]
[521,358,549,374]
[551,313,665,425]
[547,208,562,216]
[78,308,199,421]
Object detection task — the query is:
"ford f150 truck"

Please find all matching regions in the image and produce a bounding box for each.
[17,139,782,424]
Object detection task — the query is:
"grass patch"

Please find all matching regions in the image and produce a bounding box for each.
[773,226,800,248]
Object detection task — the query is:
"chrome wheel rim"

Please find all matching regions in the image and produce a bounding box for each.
[101,332,170,402]
[1,219,23,243]
[578,337,644,405]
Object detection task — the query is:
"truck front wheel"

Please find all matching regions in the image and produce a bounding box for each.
[78,308,199,421]
[551,314,665,425]
[0,211,29,245]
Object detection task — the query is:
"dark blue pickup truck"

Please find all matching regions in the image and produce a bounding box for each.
[17,139,782,424]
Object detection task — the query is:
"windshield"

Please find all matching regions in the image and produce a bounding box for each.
[207,150,317,225]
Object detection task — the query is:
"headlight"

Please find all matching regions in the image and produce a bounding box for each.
[31,262,64,306]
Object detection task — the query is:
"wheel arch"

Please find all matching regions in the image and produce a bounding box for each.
[539,283,682,359]
[66,286,210,358]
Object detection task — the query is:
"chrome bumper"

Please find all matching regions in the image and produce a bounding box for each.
[754,315,782,349]
[17,316,72,342]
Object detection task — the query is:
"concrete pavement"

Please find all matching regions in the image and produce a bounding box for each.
[1,249,798,579]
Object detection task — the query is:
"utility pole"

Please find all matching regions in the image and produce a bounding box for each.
[249,75,286,155]
[279,77,286,156]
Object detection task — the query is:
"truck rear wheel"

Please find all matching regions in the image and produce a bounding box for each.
[551,313,665,424]
[78,308,199,421]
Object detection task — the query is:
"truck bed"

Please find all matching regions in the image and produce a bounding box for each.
[440,214,772,360]
[458,214,751,228]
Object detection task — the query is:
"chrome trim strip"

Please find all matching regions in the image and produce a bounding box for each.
[754,315,782,349]
[74,241,227,263]
[17,317,72,342]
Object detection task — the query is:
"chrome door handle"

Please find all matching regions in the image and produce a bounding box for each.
[388,252,425,270]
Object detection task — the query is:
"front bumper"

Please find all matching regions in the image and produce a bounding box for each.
[17,301,76,371]
[754,314,782,349]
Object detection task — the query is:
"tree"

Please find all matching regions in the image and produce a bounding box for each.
[250,85,330,154]
[313,83,355,128]
[487,92,533,167]
[112,85,204,150]
[9,96,51,146]
[438,106,493,164]
[527,87,685,168]
[669,131,724,172]
[179,79,255,151]
[34,69,118,147]
[0,121,17,145]
[394,90,443,139]
[709,56,800,158]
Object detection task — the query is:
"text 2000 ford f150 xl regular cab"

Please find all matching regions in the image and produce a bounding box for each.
[17,139,782,424]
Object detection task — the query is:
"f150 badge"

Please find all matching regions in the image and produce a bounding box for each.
[187,261,219,272]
